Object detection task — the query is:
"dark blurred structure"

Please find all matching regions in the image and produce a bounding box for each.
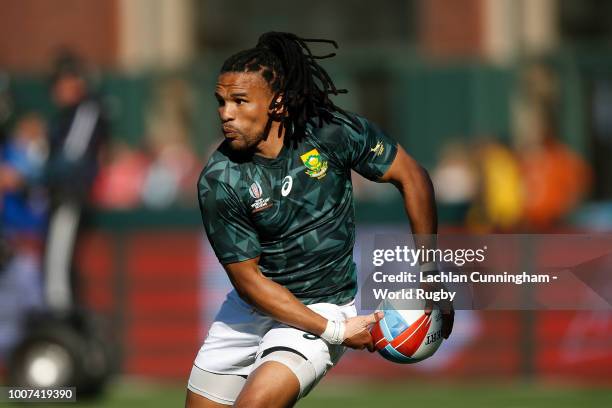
[0,71,13,144]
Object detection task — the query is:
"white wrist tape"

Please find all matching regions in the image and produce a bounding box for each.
[320,320,345,344]
[419,261,439,275]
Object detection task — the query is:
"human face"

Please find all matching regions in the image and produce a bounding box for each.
[52,74,86,107]
[215,72,275,152]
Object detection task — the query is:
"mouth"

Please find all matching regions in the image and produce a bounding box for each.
[222,126,239,137]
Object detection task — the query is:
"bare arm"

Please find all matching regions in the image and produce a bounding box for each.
[224,257,381,349]
[379,145,454,338]
[224,256,328,335]
[379,145,437,241]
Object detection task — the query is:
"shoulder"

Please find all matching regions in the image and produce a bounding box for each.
[307,111,379,160]
[309,110,366,138]
[307,110,367,150]
[198,141,249,195]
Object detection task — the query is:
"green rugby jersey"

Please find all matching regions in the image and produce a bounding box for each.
[198,113,398,305]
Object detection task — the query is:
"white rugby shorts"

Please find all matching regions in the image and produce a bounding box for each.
[188,290,356,403]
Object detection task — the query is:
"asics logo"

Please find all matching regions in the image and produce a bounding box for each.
[281,176,293,196]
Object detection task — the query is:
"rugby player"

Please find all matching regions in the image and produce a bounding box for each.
[187,32,454,408]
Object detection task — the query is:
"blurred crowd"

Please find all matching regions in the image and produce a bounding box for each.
[0,56,594,242]
[92,77,201,210]
[1,79,201,218]
[432,63,592,232]
[0,52,203,358]
[0,52,203,277]
[433,135,591,232]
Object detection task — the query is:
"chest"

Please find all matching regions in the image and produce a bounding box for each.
[240,146,350,238]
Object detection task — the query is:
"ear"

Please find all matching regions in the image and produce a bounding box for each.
[269,93,286,116]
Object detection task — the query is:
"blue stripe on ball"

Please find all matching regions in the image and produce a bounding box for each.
[380,313,394,341]
[384,309,410,338]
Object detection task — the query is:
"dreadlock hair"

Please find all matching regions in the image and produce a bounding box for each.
[220,31,359,142]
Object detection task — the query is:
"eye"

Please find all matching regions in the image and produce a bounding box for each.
[235,98,246,105]
[215,97,224,107]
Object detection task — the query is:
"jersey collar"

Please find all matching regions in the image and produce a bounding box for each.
[252,141,289,167]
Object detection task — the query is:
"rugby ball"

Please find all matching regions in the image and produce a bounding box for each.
[370,299,444,364]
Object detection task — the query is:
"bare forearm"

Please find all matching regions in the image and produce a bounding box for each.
[230,268,327,335]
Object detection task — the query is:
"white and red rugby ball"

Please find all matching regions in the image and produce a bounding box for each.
[370,299,444,364]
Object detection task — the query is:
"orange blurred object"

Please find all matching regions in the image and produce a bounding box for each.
[521,138,592,229]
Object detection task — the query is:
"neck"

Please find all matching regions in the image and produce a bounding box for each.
[255,121,285,159]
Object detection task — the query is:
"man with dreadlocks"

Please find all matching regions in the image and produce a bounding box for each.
[187,32,454,408]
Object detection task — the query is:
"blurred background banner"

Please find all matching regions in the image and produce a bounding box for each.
[0,0,611,406]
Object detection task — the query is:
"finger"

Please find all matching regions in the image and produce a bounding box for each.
[365,333,375,352]
[442,310,455,339]
[364,311,384,325]
[441,299,452,314]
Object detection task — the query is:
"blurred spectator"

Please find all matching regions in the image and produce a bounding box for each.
[0,113,48,359]
[0,243,45,359]
[467,140,524,232]
[43,51,108,312]
[521,135,591,229]
[513,62,592,230]
[0,113,49,236]
[91,141,149,209]
[141,144,195,208]
[512,62,559,152]
[142,77,199,208]
[46,52,108,198]
[146,77,193,157]
[432,141,478,223]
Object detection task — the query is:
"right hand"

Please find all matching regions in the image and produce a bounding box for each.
[342,311,384,351]
[421,281,455,339]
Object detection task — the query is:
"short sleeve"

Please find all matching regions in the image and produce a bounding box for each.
[198,175,261,264]
[342,115,398,181]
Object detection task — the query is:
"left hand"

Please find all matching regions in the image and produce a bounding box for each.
[343,311,384,351]
[420,281,454,339]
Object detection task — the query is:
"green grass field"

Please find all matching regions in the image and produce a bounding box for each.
[8,379,611,408]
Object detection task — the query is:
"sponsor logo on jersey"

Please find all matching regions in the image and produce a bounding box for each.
[249,181,272,213]
[371,140,385,156]
[300,148,328,179]
[281,175,293,196]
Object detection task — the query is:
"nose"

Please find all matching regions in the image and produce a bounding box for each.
[218,104,234,123]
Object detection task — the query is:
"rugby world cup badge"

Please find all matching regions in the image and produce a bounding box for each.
[300,148,328,179]
[249,181,263,199]
[249,181,272,213]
